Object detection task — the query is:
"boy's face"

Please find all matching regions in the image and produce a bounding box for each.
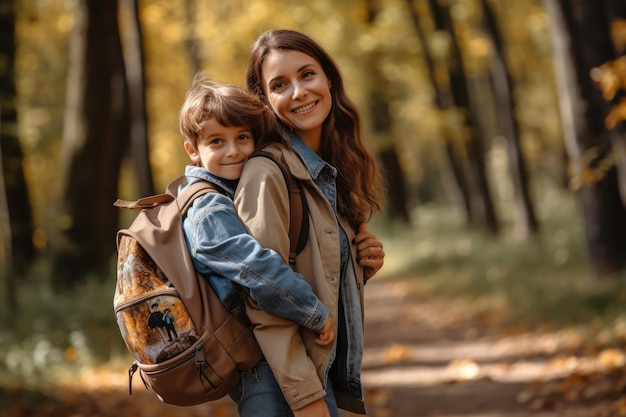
[184,118,255,180]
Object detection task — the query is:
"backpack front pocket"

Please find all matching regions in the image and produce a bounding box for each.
[136,330,240,406]
[115,289,198,365]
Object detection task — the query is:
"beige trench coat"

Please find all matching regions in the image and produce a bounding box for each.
[234,144,366,413]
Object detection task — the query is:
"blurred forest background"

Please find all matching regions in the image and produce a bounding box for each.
[2,0,626,396]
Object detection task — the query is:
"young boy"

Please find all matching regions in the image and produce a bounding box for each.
[178,73,334,355]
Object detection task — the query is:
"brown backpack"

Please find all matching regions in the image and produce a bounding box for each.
[113,175,263,406]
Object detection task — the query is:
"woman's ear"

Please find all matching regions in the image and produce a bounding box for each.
[184,141,201,165]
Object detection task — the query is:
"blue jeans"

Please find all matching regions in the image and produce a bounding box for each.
[230,361,339,417]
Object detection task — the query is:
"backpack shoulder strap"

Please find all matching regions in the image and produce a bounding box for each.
[176,178,220,215]
[250,147,309,265]
[113,175,219,213]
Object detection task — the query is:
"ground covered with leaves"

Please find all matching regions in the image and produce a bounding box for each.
[2,278,626,417]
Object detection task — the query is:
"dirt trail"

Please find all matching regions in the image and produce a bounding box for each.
[3,279,623,417]
[358,279,620,417]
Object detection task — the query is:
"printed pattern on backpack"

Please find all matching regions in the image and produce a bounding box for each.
[114,235,199,365]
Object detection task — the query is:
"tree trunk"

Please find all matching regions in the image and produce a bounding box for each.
[365,0,410,223]
[601,0,626,205]
[0,0,35,305]
[480,0,539,236]
[121,0,154,196]
[184,0,202,77]
[53,0,130,287]
[429,0,499,234]
[404,0,473,223]
[545,0,626,278]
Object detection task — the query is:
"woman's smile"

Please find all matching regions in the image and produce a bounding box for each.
[262,49,332,148]
[292,101,318,113]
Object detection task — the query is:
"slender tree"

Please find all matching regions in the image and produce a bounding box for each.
[480,0,538,236]
[365,0,409,222]
[121,0,154,196]
[428,0,499,234]
[184,0,202,77]
[403,0,473,223]
[52,0,130,287]
[0,0,35,305]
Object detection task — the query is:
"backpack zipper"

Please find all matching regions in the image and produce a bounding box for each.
[114,287,179,313]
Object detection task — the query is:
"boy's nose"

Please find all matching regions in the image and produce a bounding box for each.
[226,143,241,156]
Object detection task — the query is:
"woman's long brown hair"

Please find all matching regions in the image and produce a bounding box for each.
[246,29,386,230]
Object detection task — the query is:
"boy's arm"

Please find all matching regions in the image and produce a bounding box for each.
[187,193,328,331]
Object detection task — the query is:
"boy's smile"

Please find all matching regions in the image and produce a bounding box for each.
[184,118,255,180]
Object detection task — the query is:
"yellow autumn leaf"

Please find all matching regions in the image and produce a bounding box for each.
[597,348,626,369]
[64,346,77,363]
[590,62,622,100]
[611,18,626,50]
[606,98,626,129]
[382,344,414,364]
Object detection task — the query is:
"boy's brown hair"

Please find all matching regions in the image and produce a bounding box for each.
[179,72,278,151]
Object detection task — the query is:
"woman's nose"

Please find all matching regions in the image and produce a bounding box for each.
[292,81,307,99]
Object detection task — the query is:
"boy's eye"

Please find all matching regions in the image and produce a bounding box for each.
[209,138,223,145]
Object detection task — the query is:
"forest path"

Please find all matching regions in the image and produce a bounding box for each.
[2,279,624,417]
[357,279,622,417]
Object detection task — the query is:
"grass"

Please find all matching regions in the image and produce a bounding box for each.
[375,180,626,333]
[0,263,127,387]
[2,178,626,385]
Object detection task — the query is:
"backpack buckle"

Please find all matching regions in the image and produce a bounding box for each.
[128,362,139,395]
[195,344,205,365]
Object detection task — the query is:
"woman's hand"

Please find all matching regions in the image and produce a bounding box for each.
[354,223,385,280]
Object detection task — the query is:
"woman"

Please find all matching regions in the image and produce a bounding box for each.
[234,29,386,417]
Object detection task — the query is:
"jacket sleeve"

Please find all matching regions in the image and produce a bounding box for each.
[187,193,328,331]
[235,157,326,410]
[247,301,326,410]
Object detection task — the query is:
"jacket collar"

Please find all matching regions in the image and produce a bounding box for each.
[184,165,236,198]
[292,136,337,181]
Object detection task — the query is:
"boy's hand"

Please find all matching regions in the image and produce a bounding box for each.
[294,398,331,417]
[314,315,335,346]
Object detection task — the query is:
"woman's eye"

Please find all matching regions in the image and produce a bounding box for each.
[271,81,285,91]
[302,71,314,78]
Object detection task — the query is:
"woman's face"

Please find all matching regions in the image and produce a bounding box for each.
[261,49,332,145]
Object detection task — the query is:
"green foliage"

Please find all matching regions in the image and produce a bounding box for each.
[0,266,127,387]
[15,0,565,251]
[376,177,626,330]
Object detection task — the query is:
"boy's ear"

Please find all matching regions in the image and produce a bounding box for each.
[184,141,201,164]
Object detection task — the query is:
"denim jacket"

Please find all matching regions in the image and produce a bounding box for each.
[180,165,328,331]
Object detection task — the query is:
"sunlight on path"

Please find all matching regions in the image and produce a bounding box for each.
[360,280,624,417]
